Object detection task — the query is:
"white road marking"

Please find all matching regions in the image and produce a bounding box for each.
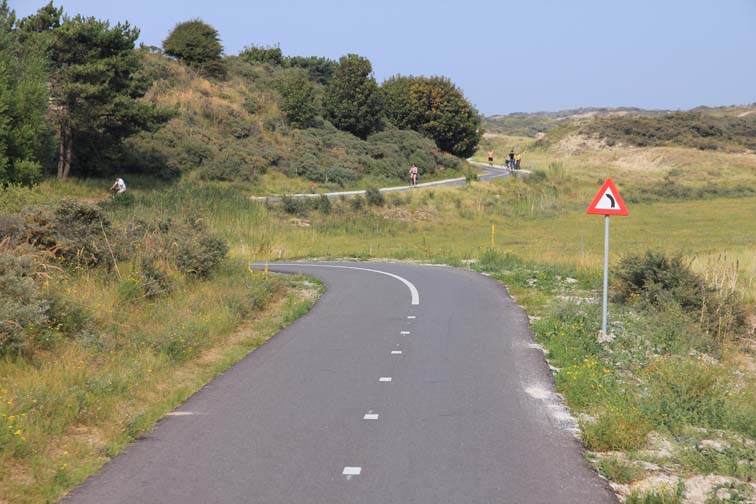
[379,377,392,382]
[166,412,194,416]
[391,350,402,355]
[363,413,379,420]
[343,466,362,479]
[400,331,410,335]
[254,263,420,305]
[407,316,416,319]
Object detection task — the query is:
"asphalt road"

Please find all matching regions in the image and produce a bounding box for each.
[62,262,616,504]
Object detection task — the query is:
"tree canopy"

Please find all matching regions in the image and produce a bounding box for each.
[163,19,224,77]
[48,14,172,179]
[382,75,481,157]
[323,54,383,139]
[0,0,53,185]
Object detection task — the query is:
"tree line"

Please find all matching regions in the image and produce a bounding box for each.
[0,4,481,185]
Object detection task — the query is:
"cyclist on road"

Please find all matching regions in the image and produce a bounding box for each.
[409,164,419,187]
[110,176,126,194]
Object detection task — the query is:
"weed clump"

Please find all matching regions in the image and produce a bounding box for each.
[365,187,385,206]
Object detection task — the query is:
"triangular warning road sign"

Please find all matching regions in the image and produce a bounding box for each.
[586,178,629,216]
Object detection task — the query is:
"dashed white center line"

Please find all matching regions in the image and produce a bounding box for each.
[363,413,379,420]
[391,350,402,355]
[343,466,362,479]
[379,377,392,382]
[407,316,416,319]
[166,412,194,416]
[400,331,410,335]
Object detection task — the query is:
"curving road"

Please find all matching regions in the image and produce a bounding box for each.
[250,162,527,201]
[62,262,615,504]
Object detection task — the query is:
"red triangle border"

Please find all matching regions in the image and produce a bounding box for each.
[586,178,629,216]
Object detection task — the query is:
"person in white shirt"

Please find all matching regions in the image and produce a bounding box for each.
[110,176,126,194]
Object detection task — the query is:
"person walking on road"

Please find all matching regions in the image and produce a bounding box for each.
[508,149,515,172]
[487,150,494,166]
[409,164,419,187]
[515,152,522,170]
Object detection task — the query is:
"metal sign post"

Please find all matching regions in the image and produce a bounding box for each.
[586,178,629,337]
[602,215,609,335]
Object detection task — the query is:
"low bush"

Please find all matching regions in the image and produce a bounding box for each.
[0,253,48,355]
[365,187,384,206]
[176,233,228,279]
[614,251,747,341]
[317,194,331,214]
[281,195,308,216]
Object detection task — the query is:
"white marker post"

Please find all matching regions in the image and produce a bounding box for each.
[586,178,629,337]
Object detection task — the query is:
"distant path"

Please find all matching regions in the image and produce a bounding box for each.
[250,162,530,201]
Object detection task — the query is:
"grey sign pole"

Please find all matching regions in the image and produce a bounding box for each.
[601,215,609,335]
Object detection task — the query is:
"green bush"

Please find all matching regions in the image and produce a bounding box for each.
[614,251,747,340]
[365,187,384,206]
[140,257,171,298]
[176,234,228,278]
[350,195,365,210]
[12,201,115,269]
[281,195,308,216]
[0,253,48,355]
[317,194,331,214]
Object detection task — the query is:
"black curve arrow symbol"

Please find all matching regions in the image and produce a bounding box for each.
[605,193,616,208]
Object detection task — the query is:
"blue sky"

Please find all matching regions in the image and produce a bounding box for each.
[12,0,756,115]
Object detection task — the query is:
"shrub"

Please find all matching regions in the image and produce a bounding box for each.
[176,234,228,278]
[0,253,48,355]
[140,256,171,298]
[281,195,307,216]
[350,195,365,210]
[365,187,384,206]
[13,201,115,269]
[317,194,331,214]
[614,251,747,340]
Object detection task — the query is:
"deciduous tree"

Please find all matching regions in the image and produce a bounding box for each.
[382,75,481,157]
[323,54,382,139]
